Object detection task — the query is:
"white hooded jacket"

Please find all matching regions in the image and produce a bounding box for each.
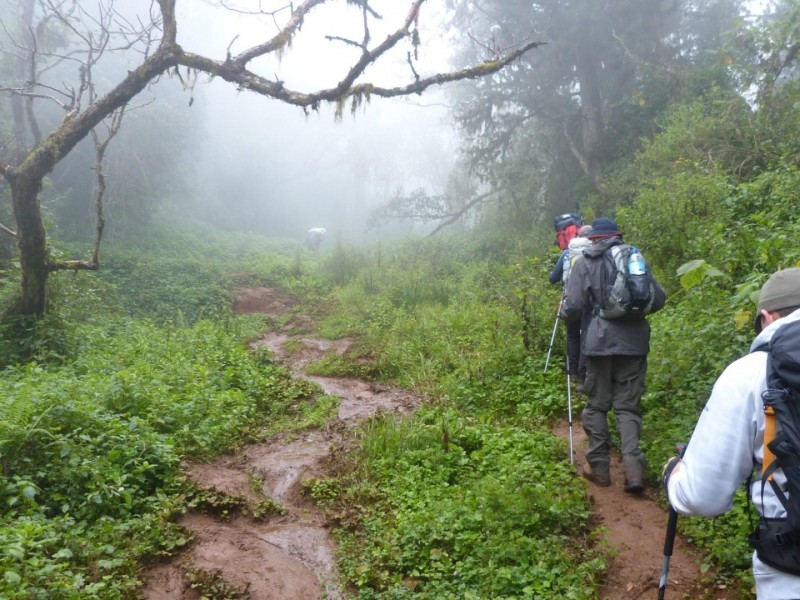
[667,307,800,598]
[562,235,592,284]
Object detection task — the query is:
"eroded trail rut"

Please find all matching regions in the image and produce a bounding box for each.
[553,421,739,599]
[141,287,419,599]
[142,287,739,599]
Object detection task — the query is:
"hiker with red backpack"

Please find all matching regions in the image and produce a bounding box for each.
[553,213,584,251]
[550,224,593,390]
[664,268,800,598]
[560,217,666,492]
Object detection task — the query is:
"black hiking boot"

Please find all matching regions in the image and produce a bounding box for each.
[624,473,644,494]
[582,464,611,487]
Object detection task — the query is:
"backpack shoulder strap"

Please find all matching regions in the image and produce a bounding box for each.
[761,319,800,521]
[752,342,770,354]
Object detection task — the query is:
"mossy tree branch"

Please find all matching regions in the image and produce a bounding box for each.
[1,0,543,316]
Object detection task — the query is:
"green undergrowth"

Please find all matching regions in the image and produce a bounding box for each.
[315,237,574,424]
[303,228,769,595]
[0,230,334,598]
[321,409,602,599]
[299,236,609,596]
[2,185,797,597]
[266,393,340,434]
[0,314,318,597]
[97,227,330,326]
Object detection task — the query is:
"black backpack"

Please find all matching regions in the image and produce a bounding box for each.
[597,243,655,320]
[749,318,800,574]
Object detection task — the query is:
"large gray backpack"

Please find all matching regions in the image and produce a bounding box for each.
[597,244,655,320]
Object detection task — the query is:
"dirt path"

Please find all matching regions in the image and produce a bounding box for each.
[140,286,743,599]
[554,416,742,600]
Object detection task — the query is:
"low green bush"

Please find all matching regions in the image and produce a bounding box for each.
[333,410,602,599]
[0,315,311,597]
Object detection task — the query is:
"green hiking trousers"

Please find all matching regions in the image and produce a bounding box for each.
[581,354,648,477]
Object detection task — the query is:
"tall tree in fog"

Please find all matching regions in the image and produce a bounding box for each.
[0,0,543,318]
[733,1,800,103]
[445,0,744,221]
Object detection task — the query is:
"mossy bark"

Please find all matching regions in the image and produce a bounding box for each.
[9,174,47,316]
[3,45,179,317]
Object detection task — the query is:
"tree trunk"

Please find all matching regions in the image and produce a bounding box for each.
[574,46,605,180]
[1,44,179,317]
[8,174,48,316]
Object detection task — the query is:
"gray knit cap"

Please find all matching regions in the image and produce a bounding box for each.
[754,267,800,333]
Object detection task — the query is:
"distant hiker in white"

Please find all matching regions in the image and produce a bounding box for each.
[306,227,326,251]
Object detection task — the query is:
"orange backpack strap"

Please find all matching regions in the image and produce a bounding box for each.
[764,404,776,479]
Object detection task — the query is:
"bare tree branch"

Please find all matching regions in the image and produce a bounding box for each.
[426,190,495,237]
[231,0,328,66]
[325,35,364,49]
[48,106,124,273]
[1,88,71,110]
[179,40,545,113]
[0,223,18,238]
[370,187,497,237]
[406,50,420,82]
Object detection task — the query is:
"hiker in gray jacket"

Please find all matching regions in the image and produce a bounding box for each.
[560,217,666,492]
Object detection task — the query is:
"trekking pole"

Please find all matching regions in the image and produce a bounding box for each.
[565,354,574,465]
[658,507,678,600]
[544,296,564,373]
[658,443,687,599]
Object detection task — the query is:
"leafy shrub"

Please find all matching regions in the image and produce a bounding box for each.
[334,412,602,599]
[99,253,232,324]
[0,267,112,367]
[0,314,309,596]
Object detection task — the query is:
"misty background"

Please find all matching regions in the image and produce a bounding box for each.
[42,1,462,248]
[8,0,774,256]
[183,1,459,244]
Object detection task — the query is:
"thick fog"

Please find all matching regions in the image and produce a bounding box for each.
[11,0,767,249]
[175,2,459,245]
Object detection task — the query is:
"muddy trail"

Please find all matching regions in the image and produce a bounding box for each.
[552,418,741,600]
[141,287,741,599]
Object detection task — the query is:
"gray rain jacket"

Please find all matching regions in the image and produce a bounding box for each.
[559,236,666,356]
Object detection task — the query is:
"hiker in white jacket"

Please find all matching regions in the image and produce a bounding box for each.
[306,227,326,251]
[665,267,800,599]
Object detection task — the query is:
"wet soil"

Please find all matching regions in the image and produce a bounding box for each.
[553,417,743,600]
[140,286,745,599]
[139,287,418,599]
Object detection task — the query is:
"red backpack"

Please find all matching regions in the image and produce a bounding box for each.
[554,213,583,250]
